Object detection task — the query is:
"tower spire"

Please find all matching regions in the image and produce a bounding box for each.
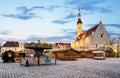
[77,9,82,36]
[78,8,81,19]
[77,9,82,24]
[99,16,102,24]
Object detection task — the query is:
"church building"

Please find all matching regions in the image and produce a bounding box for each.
[72,9,110,51]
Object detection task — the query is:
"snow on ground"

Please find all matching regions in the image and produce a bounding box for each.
[0,58,120,78]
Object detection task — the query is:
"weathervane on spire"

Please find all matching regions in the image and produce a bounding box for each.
[78,8,81,19]
[99,16,102,24]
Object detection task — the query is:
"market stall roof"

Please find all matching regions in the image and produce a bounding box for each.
[25,47,52,49]
[25,43,53,49]
[52,48,80,53]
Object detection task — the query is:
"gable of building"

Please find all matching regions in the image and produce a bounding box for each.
[91,22,110,46]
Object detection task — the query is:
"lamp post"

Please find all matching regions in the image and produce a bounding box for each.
[25,51,30,67]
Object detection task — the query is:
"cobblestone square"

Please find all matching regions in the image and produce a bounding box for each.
[0,58,120,78]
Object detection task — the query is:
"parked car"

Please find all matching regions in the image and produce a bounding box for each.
[93,51,105,60]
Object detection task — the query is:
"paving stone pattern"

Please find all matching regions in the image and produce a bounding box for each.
[0,58,120,78]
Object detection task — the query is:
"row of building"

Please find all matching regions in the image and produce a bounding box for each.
[0,38,120,56]
[0,41,71,53]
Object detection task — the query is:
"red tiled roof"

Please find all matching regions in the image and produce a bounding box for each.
[76,23,100,41]
[3,41,19,47]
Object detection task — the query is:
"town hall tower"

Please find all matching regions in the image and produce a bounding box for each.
[77,9,82,36]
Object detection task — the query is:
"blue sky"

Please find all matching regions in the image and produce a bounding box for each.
[0,0,120,43]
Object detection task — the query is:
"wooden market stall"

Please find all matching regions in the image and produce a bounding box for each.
[52,48,78,60]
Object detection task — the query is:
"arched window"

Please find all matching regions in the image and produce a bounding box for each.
[101,33,104,38]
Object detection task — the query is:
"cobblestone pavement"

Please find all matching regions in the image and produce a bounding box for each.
[0,58,120,78]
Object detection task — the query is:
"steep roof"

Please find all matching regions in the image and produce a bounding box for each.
[75,23,101,41]
[3,41,19,47]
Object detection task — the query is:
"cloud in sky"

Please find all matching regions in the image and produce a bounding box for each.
[86,24,120,28]
[53,20,69,24]
[0,0,120,42]
[67,0,105,5]
[64,13,77,19]
[32,6,61,11]
[104,24,120,28]
[0,30,12,35]
[61,29,76,36]
[0,23,120,42]
[26,35,73,42]
[105,24,120,38]
[26,27,96,42]
[2,5,61,20]
[2,13,36,20]
[2,6,38,20]
[65,0,112,14]
[109,32,120,36]
[52,12,77,25]
[2,0,113,20]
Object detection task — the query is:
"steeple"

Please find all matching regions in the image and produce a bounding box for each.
[78,8,81,19]
[77,9,82,36]
[99,20,102,24]
[41,38,46,44]
[99,16,102,24]
[77,9,82,24]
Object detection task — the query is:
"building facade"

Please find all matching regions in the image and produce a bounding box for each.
[1,41,25,53]
[111,38,120,57]
[72,9,110,51]
[53,42,71,50]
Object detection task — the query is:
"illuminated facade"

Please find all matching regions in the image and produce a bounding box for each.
[111,38,120,56]
[72,9,110,51]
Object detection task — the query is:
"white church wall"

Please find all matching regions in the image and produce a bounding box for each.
[91,24,110,48]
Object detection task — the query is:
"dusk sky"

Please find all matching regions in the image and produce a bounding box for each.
[0,0,120,43]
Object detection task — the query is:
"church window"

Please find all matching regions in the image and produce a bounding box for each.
[101,33,104,38]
